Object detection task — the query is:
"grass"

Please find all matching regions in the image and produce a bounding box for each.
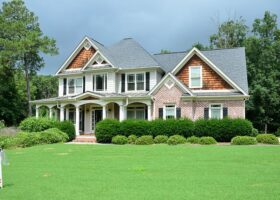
[1,144,280,200]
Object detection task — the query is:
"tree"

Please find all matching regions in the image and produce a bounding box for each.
[209,18,248,48]
[32,75,58,100]
[0,0,58,116]
[192,42,210,50]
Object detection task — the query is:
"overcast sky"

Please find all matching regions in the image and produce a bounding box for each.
[1,0,279,74]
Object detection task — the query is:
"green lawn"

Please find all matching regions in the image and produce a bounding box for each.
[1,144,280,200]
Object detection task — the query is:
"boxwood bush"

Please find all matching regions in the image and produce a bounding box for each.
[119,119,151,136]
[135,135,154,145]
[54,120,75,141]
[128,135,137,144]
[154,135,168,144]
[199,136,217,145]
[95,119,121,143]
[167,135,187,145]
[112,135,128,145]
[186,136,200,144]
[194,118,253,142]
[256,134,279,145]
[39,128,69,144]
[231,136,257,145]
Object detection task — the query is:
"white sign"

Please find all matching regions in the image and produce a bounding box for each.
[0,149,3,188]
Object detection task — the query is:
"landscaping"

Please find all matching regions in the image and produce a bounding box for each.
[0,144,280,200]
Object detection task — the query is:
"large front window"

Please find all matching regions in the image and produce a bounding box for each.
[189,66,202,88]
[164,105,176,119]
[127,73,145,91]
[93,74,107,91]
[127,106,145,120]
[209,104,222,119]
[68,78,83,94]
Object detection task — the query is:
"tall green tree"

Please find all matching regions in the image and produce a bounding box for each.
[0,0,58,116]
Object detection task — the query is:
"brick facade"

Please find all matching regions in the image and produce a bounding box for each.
[67,47,96,69]
[153,82,245,120]
[176,55,233,90]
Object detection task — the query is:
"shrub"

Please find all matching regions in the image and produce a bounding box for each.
[231,136,257,145]
[199,136,217,145]
[154,135,168,144]
[186,136,200,144]
[135,135,154,145]
[112,135,128,145]
[19,117,56,132]
[167,135,187,145]
[256,134,279,145]
[150,119,194,137]
[0,120,5,129]
[16,132,42,148]
[39,128,69,144]
[251,128,259,136]
[275,128,280,137]
[119,120,151,137]
[128,135,137,144]
[194,118,253,142]
[54,120,75,141]
[95,119,121,143]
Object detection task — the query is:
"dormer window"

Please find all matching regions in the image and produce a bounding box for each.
[189,66,202,88]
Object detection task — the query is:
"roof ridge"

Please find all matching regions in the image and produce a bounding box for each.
[154,51,186,55]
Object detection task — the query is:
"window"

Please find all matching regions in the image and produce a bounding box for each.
[127,106,145,120]
[127,73,145,91]
[209,104,222,119]
[189,66,202,88]
[68,78,83,94]
[164,105,176,119]
[93,74,107,91]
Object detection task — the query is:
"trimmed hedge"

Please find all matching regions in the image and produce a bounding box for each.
[19,117,75,141]
[154,135,168,144]
[167,135,187,145]
[231,136,257,145]
[95,118,254,143]
[194,118,253,142]
[112,135,128,145]
[256,134,279,145]
[128,135,137,144]
[199,136,217,145]
[135,135,154,145]
[186,136,200,144]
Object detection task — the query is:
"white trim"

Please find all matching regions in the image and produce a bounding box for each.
[148,73,193,96]
[92,72,108,92]
[192,89,238,93]
[163,104,176,120]
[189,65,202,88]
[209,103,223,119]
[81,51,115,71]
[181,95,250,101]
[171,47,248,95]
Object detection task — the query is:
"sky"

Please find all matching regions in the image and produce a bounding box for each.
[1,0,280,74]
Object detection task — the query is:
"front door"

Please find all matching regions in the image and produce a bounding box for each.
[92,109,102,133]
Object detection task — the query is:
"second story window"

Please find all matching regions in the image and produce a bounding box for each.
[68,78,83,95]
[189,66,202,88]
[93,74,107,91]
[127,73,145,91]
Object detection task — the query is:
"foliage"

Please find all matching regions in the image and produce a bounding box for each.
[167,135,187,145]
[186,136,200,144]
[54,120,75,141]
[194,118,253,142]
[275,128,280,137]
[231,136,257,145]
[127,135,137,144]
[199,137,217,145]
[95,119,120,143]
[251,128,259,136]
[19,117,56,132]
[135,135,154,145]
[0,120,5,129]
[154,135,168,144]
[119,119,151,137]
[111,135,128,145]
[39,128,69,144]
[256,134,279,145]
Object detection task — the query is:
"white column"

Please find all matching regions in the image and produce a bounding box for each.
[49,107,53,119]
[102,105,107,120]
[147,105,152,121]
[75,106,80,136]
[66,107,69,120]
[60,106,65,122]
[35,106,39,118]
[119,105,127,121]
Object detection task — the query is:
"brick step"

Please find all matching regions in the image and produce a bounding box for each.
[73,135,96,143]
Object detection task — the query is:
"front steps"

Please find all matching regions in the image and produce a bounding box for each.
[73,135,96,143]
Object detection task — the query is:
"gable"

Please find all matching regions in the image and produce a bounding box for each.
[66,47,96,69]
[176,55,233,90]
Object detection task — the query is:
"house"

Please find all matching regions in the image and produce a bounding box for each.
[31,36,249,137]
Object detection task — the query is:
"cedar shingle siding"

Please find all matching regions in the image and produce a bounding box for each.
[67,47,96,69]
[176,55,233,90]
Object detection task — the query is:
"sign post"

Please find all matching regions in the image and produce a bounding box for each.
[0,148,3,188]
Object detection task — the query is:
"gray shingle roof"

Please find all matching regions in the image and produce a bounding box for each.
[153,48,248,94]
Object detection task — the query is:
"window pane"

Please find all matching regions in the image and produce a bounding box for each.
[137,82,144,90]
[210,105,221,119]
[76,78,83,94]
[136,73,144,90]
[128,74,135,82]
[68,79,75,94]
[191,68,201,78]
[165,105,175,119]
[127,110,135,119]
[191,78,201,87]
[96,75,104,91]
[136,73,144,81]
[136,110,145,119]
